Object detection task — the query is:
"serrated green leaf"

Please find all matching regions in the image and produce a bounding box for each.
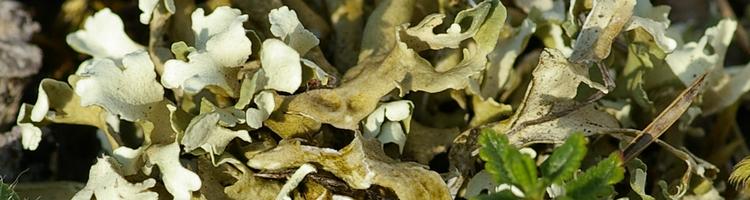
[562,153,625,200]
[540,133,587,185]
[479,129,514,185]
[478,129,541,198]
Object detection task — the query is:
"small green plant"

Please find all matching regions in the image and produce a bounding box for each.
[0,181,20,200]
[475,129,624,200]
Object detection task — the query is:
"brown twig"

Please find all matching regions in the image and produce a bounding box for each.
[622,72,708,162]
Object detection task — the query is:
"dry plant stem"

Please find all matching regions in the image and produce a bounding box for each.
[600,127,641,137]
[509,62,615,134]
[717,0,750,56]
[622,72,708,162]
[602,128,699,198]
[655,140,692,197]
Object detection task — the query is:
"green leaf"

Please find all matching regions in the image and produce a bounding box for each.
[0,181,20,200]
[562,153,625,200]
[479,129,541,198]
[478,129,513,184]
[540,133,587,185]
